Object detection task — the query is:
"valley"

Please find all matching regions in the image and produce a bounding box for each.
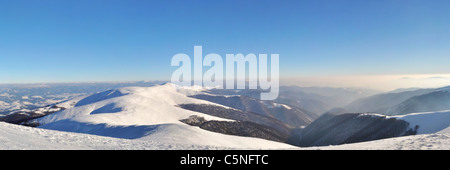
[0,82,449,149]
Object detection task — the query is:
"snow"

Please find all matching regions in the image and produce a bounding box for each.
[2,118,448,150]
[38,84,231,126]
[0,122,227,150]
[36,83,293,149]
[0,93,84,115]
[0,93,14,98]
[357,113,386,118]
[0,101,9,106]
[307,131,450,150]
[55,96,85,109]
[21,101,33,105]
[261,101,292,110]
[1,83,449,150]
[137,123,293,148]
[281,104,292,110]
[307,110,450,150]
[31,96,44,99]
[393,110,450,134]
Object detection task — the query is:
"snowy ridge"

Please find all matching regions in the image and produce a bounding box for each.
[309,134,450,150]
[36,83,294,149]
[38,84,229,126]
[393,110,450,134]
[1,83,449,150]
[356,113,386,118]
[352,111,450,135]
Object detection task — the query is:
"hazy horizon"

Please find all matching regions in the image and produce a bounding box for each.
[2,73,450,92]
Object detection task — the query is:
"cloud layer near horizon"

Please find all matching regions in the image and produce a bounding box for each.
[280,74,450,91]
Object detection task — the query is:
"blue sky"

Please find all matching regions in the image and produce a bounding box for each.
[1,0,450,85]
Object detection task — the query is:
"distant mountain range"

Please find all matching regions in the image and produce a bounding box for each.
[188,94,318,127]
[299,113,416,147]
[0,83,380,119]
[206,86,380,116]
[33,83,297,148]
[345,86,450,115]
[0,81,164,115]
[1,83,448,149]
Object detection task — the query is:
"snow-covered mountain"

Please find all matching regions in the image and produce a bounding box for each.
[32,83,294,149]
[308,111,450,150]
[393,110,450,134]
[0,83,448,150]
[0,121,232,150]
[1,110,448,150]
[299,110,450,147]
[0,81,164,115]
[206,86,380,116]
[383,90,450,115]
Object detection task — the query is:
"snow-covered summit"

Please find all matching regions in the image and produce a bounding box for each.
[1,83,449,150]
[36,83,293,149]
[38,83,217,125]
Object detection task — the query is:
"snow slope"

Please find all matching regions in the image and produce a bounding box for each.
[0,121,228,150]
[36,83,294,149]
[308,127,450,150]
[1,83,448,150]
[394,110,450,134]
[2,120,447,150]
[38,84,232,125]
